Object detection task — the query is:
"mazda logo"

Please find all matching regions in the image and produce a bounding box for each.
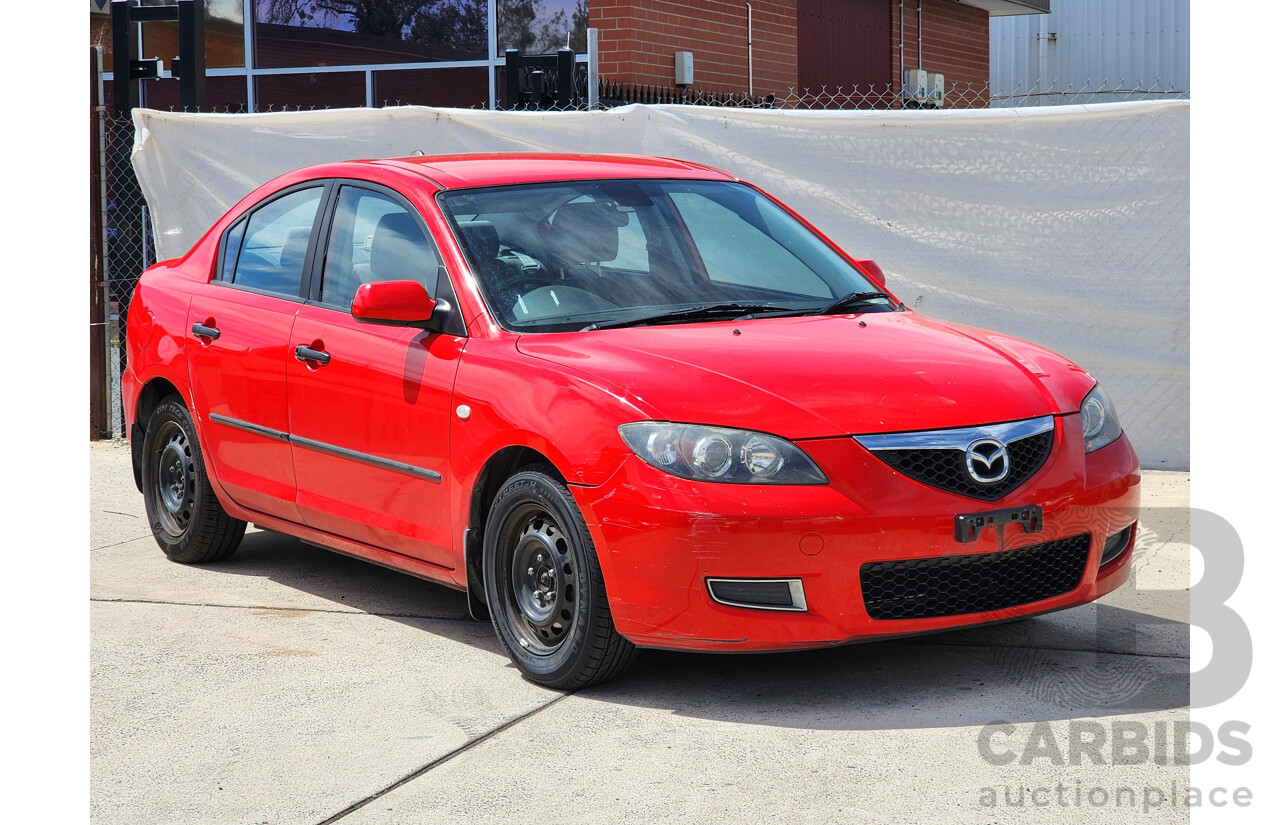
[965,438,1009,484]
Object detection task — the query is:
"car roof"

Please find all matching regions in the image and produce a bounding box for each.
[360,152,739,190]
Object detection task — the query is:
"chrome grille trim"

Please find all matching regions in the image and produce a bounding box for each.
[853,415,1055,452]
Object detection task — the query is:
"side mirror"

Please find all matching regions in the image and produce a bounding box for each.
[852,258,887,290]
[351,280,439,326]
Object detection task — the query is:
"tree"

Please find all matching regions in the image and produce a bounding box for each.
[411,0,487,56]
[259,0,489,55]
[569,0,587,53]
[312,0,421,37]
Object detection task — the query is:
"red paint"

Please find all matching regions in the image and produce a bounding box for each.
[125,153,1140,653]
[351,280,436,324]
[287,305,462,568]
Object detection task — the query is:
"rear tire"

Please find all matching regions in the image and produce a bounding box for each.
[483,466,635,689]
[141,395,246,564]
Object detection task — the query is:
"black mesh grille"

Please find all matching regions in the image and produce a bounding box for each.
[873,430,1053,501]
[860,533,1091,620]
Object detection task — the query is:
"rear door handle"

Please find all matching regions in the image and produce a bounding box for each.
[294,345,331,366]
[191,323,220,340]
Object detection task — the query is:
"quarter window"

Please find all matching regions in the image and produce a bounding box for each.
[220,220,245,282]
[229,187,323,297]
[320,187,439,309]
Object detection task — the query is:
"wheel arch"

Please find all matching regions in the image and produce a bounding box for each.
[463,445,566,620]
[130,376,187,493]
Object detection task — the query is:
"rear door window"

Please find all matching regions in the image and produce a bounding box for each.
[230,186,324,297]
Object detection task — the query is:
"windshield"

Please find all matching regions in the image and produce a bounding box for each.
[438,179,888,333]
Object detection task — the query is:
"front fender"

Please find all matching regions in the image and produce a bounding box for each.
[449,337,657,489]
[447,337,658,571]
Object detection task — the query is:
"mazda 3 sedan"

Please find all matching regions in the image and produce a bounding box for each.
[124,153,1140,688]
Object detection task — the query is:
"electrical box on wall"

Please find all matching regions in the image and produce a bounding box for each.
[674,51,694,86]
[927,72,945,108]
[902,69,928,105]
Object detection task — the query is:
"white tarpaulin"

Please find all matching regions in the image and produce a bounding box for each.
[131,101,1189,468]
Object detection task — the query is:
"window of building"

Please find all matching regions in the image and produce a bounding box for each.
[255,70,367,110]
[253,0,489,68]
[498,0,588,54]
[95,1,592,111]
[373,66,489,108]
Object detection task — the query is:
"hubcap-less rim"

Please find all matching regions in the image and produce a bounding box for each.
[152,421,196,536]
[504,508,579,656]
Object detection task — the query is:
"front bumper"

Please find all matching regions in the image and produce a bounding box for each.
[572,416,1140,652]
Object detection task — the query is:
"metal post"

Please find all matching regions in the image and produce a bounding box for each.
[176,0,207,111]
[111,0,139,118]
[586,28,599,108]
[243,0,255,111]
[556,47,574,107]
[504,49,520,109]
[90,47,110,440]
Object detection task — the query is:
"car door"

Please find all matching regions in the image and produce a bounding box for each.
[286,182,465,569]
[186,182,328,521]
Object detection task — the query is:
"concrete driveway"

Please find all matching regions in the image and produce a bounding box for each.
[90,440,1190,824]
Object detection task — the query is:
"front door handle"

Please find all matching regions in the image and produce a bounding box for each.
[191,322,221,340]
[294,345,331,366]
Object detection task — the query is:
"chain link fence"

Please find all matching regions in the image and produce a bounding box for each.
[98,112,152,438]
[91,77,1187,438]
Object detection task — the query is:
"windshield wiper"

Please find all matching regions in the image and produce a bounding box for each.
[812,290,898,316]
[581,303,790,331]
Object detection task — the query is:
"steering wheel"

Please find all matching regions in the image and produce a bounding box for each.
[507,276,561,296]
[499,276,562,315]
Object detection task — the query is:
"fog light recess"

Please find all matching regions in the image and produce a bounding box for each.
[706,578,807,611]
[1100,523,1135,567]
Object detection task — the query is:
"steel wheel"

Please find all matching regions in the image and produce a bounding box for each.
[150,419,196,538]
[502,506,580,655]
[483,466,636,688]
[140,395,246,564]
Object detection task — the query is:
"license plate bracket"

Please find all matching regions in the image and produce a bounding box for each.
[954,504,1043,543]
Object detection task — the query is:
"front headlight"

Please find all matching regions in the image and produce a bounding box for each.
[1080,384,1123,453]
[618,422,828,485]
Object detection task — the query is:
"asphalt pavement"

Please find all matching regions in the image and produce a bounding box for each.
[90,440,1191,824]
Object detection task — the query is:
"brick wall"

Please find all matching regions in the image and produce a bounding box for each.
[891,0,990,93]
[591,1,797,95]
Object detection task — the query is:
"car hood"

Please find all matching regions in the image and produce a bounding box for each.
[515,311,1095,439]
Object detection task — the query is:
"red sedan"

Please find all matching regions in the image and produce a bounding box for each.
[124,153,1140,688]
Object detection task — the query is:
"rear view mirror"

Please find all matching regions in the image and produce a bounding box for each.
[351,280,438,326]
[852,259,887,290]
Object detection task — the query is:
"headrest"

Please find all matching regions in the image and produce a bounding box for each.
[550,201,627,266]
[457,220,500,261]
[280,226,310,273]
[369,212,436,282]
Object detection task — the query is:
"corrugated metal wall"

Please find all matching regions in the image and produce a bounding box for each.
[989,0,1189,106]
[797,0,892,90]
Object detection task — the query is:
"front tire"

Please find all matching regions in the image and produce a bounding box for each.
[483,466,635,689]
[140,395,246,564]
